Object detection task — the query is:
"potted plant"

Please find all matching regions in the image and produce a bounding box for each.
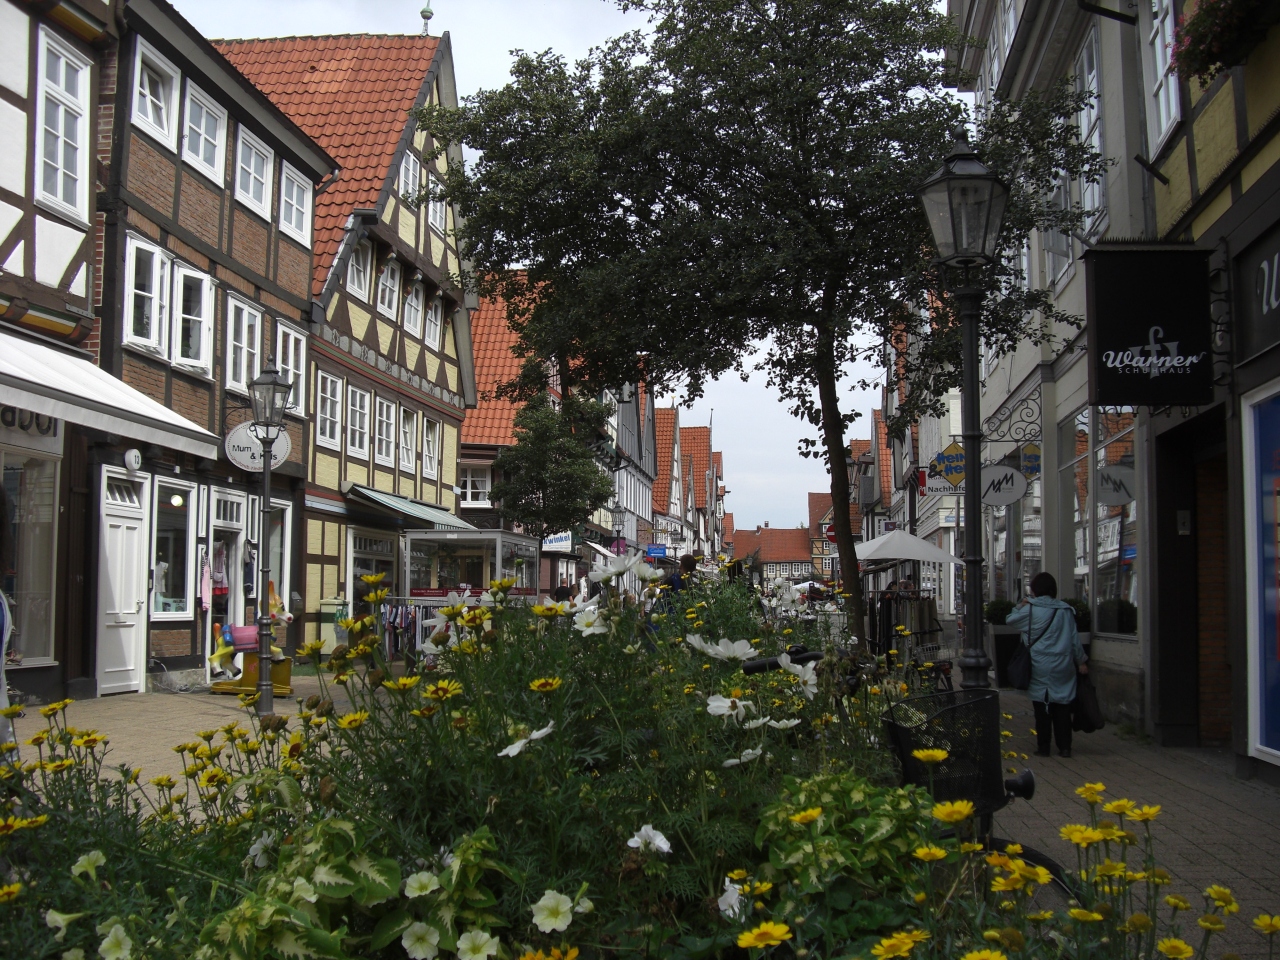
[1066,595,1092,659]
[1171,0,1280,84]
[984,598,1020,687]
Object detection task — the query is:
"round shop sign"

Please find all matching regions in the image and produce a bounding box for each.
[980,464,1028,507]
[224,421,291,472]
[1096,464,1137,505]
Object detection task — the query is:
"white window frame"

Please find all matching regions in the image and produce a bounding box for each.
[35,28,91,223]
[276,322,307,414]
[234,126,274,220]
[347,240,371,302]
[1044,177,1073,282]
[347,385,370,460]
[170,263,213,373]
[151,477,197,620]
[423,296,443,350]
[459,465,491,508]
[123,234,170,353]
[376,260,401,319]
[1145,0,1179,147]
[399,408,417,471]
[374,397,396,467]
[132,37,180,151]
[1076,29,1105,234]
[427,177,447,234]
[278,161,311,246]
[422,418,439,479]
[400,151,422,202]
[316,371,343,451]
[225,296,262,393]
[181,81,226,185]
[403,282,424,337]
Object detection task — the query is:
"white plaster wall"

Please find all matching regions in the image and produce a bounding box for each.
[0,2,28,98]
[0,100,26,196]
[34,215,82,287]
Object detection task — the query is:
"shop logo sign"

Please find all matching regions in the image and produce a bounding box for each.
[1097,464,1136,505]
[981,464,1028,507]
[1100,325,1207,379]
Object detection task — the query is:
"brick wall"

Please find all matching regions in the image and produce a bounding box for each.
[216,264,254,296]
[231,209,268,276]
[1197,455,1231,744]
[121,352,167,404]
[276,240,311,299]
[171,375,212,431]
[177,176,222,249]
[150,628,192,659]
[167,235,210,271]
[125,135,176,218]
[126,207,162,242]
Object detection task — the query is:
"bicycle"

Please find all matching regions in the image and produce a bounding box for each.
[744,644,1078,908]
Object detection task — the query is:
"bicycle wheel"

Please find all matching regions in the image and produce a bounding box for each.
[988,836,1080,912]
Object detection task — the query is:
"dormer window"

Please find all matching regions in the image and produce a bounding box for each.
[377,260,401,319]
[347,240,371,302]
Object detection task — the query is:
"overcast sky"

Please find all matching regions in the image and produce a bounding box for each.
[171,0,884,531]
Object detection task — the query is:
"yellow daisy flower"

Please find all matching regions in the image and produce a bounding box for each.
[736,922,792,949]
[931,800,974,823]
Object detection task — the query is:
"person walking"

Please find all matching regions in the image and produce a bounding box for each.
[1006,572,1088,758]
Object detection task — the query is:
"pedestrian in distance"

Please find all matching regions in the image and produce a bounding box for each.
[1006,572,1088,758]
[666,554,697,594]
[553,578,571,603]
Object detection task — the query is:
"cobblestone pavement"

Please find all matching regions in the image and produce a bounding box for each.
[995,689,1280,958]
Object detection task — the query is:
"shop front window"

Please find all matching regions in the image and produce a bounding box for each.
[153,482,193,616]
[1060,408,1091,608]
[351,532,396,617]
[502,540,538,590]
[1094,408,1138,634]
[267,501,290,604]
[1,451,58,664]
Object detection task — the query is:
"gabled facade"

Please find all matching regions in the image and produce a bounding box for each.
[678,424,722,557]
[652,406,694,553]
[736,524,812,581]
[219,29,480,634]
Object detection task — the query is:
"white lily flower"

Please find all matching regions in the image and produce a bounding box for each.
[456,929,499,960]
[531,889,574,932]
[777,652,819,700]
[405,871,441,898]
[627,824,672,854]
[706,694,755,723]
[768,718,802,729]
[573,606,608,636]
[402,922,440,960]
[722,747,764,768]
[718,876,745,919]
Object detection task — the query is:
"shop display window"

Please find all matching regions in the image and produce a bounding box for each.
[153,482,194,616]
[1,451,58,664]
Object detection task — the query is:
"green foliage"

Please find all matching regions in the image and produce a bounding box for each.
[1064,596,1092,633]
[983,599,1015,626]
[489,393,616,540]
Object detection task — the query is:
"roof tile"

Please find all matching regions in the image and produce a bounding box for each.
[459,292,523,446]
[653,407,677,516]
[679,426,712,509]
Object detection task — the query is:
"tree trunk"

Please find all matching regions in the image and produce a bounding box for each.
[814,315,866,644]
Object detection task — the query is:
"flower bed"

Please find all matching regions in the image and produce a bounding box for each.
[1,567,1277,959]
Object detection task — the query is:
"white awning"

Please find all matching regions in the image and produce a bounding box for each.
[0,330,219,459]
[347,485,476,531]
[855,528,963,564]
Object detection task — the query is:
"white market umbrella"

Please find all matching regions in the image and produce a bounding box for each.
[854,528,962,565]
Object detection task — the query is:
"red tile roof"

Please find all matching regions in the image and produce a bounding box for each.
[680,426,712,509]
[653,407,677,516]
[806,491,862,541]
[712,451,723,480]
[459,293,522,446]
[214,35,441,295]
[722,512,734,544]
[873,409,893,505]
[737,526,811,564]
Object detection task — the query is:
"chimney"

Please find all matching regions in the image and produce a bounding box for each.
[764,521,769,528]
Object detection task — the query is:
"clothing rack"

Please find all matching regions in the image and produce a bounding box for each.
[866,589,942,657]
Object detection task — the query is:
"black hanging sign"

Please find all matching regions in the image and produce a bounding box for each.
[1085,247,1213,406]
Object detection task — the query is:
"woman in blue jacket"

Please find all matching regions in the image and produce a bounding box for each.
[1006,572,1088,758]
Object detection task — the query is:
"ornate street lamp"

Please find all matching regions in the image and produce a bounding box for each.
[610,499,627,555]
[249,358,293,715]
[918,134,1009,690]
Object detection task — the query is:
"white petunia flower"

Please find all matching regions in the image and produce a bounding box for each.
[531,889,574,933]
[44,909,84,942]
[573,606,609,636]
[248,830,277,869]
[456,929,499,960]
[574,897,594,914]
[767,718,802,729]
[98,923,132,960]
[405,871,441,898]
[402,921,441,960]
[627,824,672,854]
[722,747,763,768]
[706,694,755,723]
[61,950,86,960]
[777,652,818,700]
[70,850,106,881]
[718,876,745,920]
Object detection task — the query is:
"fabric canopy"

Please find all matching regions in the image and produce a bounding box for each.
[584,541,615,561]
[0,329,220,459]
[855,528,963,564]
[347,485,476,531]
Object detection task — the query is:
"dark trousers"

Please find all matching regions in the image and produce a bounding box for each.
[1034,699,1072,754]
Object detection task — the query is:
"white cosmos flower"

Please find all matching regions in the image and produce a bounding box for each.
[443,589,473,607]
[529,720,556,740]
[405,871,441,898]
[573,607,608,636]
[456,929,499,960]
[98,924,132,960]
[718,877,745,919]
[706,694,755,723]
[402,922,441,960]
[710,638,755,661]
[588,551,644,582]
[498,738,530,758]
[722,747,763,768]
[768,718,802,729]
[531,889,574,932]
[627,824,672,854]
[777,652,818,700]
[684,633,712,655]
[743,717,771,730]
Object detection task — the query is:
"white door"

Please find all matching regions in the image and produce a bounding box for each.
[98,473,150,695]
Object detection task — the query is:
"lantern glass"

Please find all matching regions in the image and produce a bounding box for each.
[918,137,1010,268]
[250,361,293,429]
[611,501,626,530]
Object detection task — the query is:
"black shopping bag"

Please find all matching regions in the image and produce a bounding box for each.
[1072,674,1105,733]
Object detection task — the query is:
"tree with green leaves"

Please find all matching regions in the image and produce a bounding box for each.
[418,0,1102,638]
[489,393,616,541]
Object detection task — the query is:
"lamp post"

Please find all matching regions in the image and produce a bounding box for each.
[611,499,627,555]
[918,134,1009,690]
[248,358,293,715]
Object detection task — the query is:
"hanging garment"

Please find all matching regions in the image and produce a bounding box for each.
[199,549,212,611]
[211,542,229,597]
